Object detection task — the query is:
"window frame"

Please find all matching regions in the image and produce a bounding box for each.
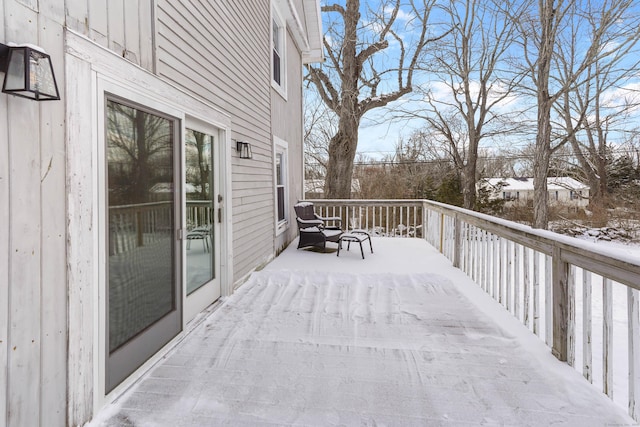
[274,136,289,235]
[271,2,287,99]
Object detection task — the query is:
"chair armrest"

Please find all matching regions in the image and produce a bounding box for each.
[297,218,323,229]
[316,214,342,225]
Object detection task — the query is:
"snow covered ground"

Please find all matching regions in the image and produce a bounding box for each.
[89,238,635,426]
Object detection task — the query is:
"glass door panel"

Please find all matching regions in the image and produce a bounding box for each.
[184,124,221,321]
[185,129,214,294]
[106,98,181,392]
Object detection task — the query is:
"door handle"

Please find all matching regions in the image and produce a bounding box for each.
[218,207,222,223]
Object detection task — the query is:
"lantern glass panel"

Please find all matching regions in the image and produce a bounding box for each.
[4,49,26,91]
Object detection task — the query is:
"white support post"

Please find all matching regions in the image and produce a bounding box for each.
[506,240,513,313]
[514,243,521,320]
[551,246,569,362]
[545,254,553,347]
[534,251,540,336]
[628,287,640,421]
[568,265,576,366]
[524,247,531,328]
[583,271,593,383]
[603,278,613,398]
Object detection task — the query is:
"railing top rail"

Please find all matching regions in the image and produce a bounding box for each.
[308,198,640,289]
[309,199,425,206]
[426,199,640,290]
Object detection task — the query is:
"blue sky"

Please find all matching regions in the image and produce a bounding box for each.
[313,0,640,162]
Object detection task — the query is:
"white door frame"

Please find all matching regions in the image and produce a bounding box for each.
[183,117,225,322]
[87,56,233,415]
[65,31,235,421]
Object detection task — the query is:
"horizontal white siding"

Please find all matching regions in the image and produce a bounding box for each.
[156,0,275,283]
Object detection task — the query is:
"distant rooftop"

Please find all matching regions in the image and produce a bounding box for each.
[483,177,589,191]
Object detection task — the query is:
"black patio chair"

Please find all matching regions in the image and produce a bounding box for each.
[294,202,344,250]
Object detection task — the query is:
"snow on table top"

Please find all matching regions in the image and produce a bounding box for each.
[90,238,633,426]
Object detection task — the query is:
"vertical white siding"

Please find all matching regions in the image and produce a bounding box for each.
[0,2,66,426]
[6,5,42,426]
[1,0,157,424]
[0,0,9,422]
[66,0,155,72]
[37,9,68,424]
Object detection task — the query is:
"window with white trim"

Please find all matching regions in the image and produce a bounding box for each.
[271,4,287,96]
[274,137,288,234]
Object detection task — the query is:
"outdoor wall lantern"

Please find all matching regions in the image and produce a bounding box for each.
[0,43,60,101]
[236,140,253,159]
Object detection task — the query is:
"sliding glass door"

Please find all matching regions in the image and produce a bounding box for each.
[105,98,182,392]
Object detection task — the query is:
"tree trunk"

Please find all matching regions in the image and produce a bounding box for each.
[461,160,477,210]
[533,99,552,229]
[532,0,555,230]
[323,0,360,199]
[588,156,609,227]
[324,117,359,199]
[134,110,149,203]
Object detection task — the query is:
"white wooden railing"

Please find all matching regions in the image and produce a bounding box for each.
[313,199,425,237]
[311,199,640,421]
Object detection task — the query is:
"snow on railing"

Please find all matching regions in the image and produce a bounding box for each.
[311,198,640,421]
[312,199,424,237]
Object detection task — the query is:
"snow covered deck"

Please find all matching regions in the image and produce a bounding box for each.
[91,238,633,426]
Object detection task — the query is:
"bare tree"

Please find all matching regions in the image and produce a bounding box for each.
[303,93,336,180]
[409,0,525,210]
[555,2,640,226]
[511,0,640,228]
[306,0,441,198]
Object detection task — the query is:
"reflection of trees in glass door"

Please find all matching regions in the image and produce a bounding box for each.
[105,98,181,392]
[185,130,216,294]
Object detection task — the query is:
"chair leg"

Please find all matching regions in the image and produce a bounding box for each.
[359,241,365,259]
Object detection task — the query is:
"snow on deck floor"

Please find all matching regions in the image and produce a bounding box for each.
[91,238,634,426]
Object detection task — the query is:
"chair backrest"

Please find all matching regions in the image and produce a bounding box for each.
[294,202,316,221]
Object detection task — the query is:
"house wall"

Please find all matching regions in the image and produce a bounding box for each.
[2,1,158,424]
[503,189,590,208]
[272,22,306,253]
[1,2,68,426]
[2,0,311,425]
[155,0,275,282]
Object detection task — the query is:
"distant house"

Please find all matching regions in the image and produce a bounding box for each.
[1,1,322,425]
[479,177,590,209]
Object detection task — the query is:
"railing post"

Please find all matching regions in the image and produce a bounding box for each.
[552,245,569,361]
[136,210,144,247]
[453,214,461,268]
[628,287,640,420]
[439,213,444,253]
[422,202,428,240]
